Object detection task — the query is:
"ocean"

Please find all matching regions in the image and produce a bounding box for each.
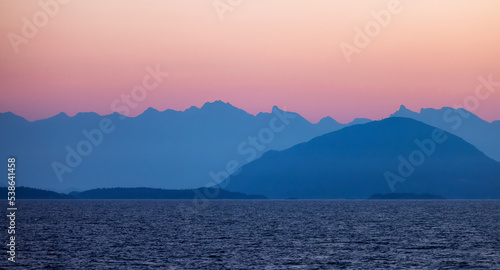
[2,200,499,269]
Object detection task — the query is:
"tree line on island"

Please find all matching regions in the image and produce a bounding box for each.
[1,187,446,200]
[0,187,266,200]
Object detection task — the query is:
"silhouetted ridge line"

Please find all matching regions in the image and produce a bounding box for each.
[0,187,266,199]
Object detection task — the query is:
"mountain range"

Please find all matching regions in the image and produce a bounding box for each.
[1,101,499,198]
[391,105,500,162]
[0,101,368,191]
[225,117,500,199]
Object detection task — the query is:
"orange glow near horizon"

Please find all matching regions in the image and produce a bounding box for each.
[1,0,499,123]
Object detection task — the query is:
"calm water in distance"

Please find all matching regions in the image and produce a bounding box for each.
[2,200,500,269]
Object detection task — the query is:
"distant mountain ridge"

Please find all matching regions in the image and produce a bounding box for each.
[0,101,367,191]
[226,117,500,199]
[391,105,500,162]
[1,102,499,193]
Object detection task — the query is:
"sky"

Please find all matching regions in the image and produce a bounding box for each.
[1,0,499,123]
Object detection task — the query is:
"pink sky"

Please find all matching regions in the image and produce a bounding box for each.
[1,0,499,123]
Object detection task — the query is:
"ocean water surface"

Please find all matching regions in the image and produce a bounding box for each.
[2,200,499,269]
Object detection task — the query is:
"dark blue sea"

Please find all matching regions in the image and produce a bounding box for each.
[2,200,500,269]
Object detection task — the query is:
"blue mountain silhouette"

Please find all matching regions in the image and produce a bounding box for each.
[391,105,500,162]
[2,103,498,196]
[225,117,500,199]
[0,101,359,191]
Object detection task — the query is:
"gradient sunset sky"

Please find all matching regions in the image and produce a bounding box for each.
[1,0,499,123]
